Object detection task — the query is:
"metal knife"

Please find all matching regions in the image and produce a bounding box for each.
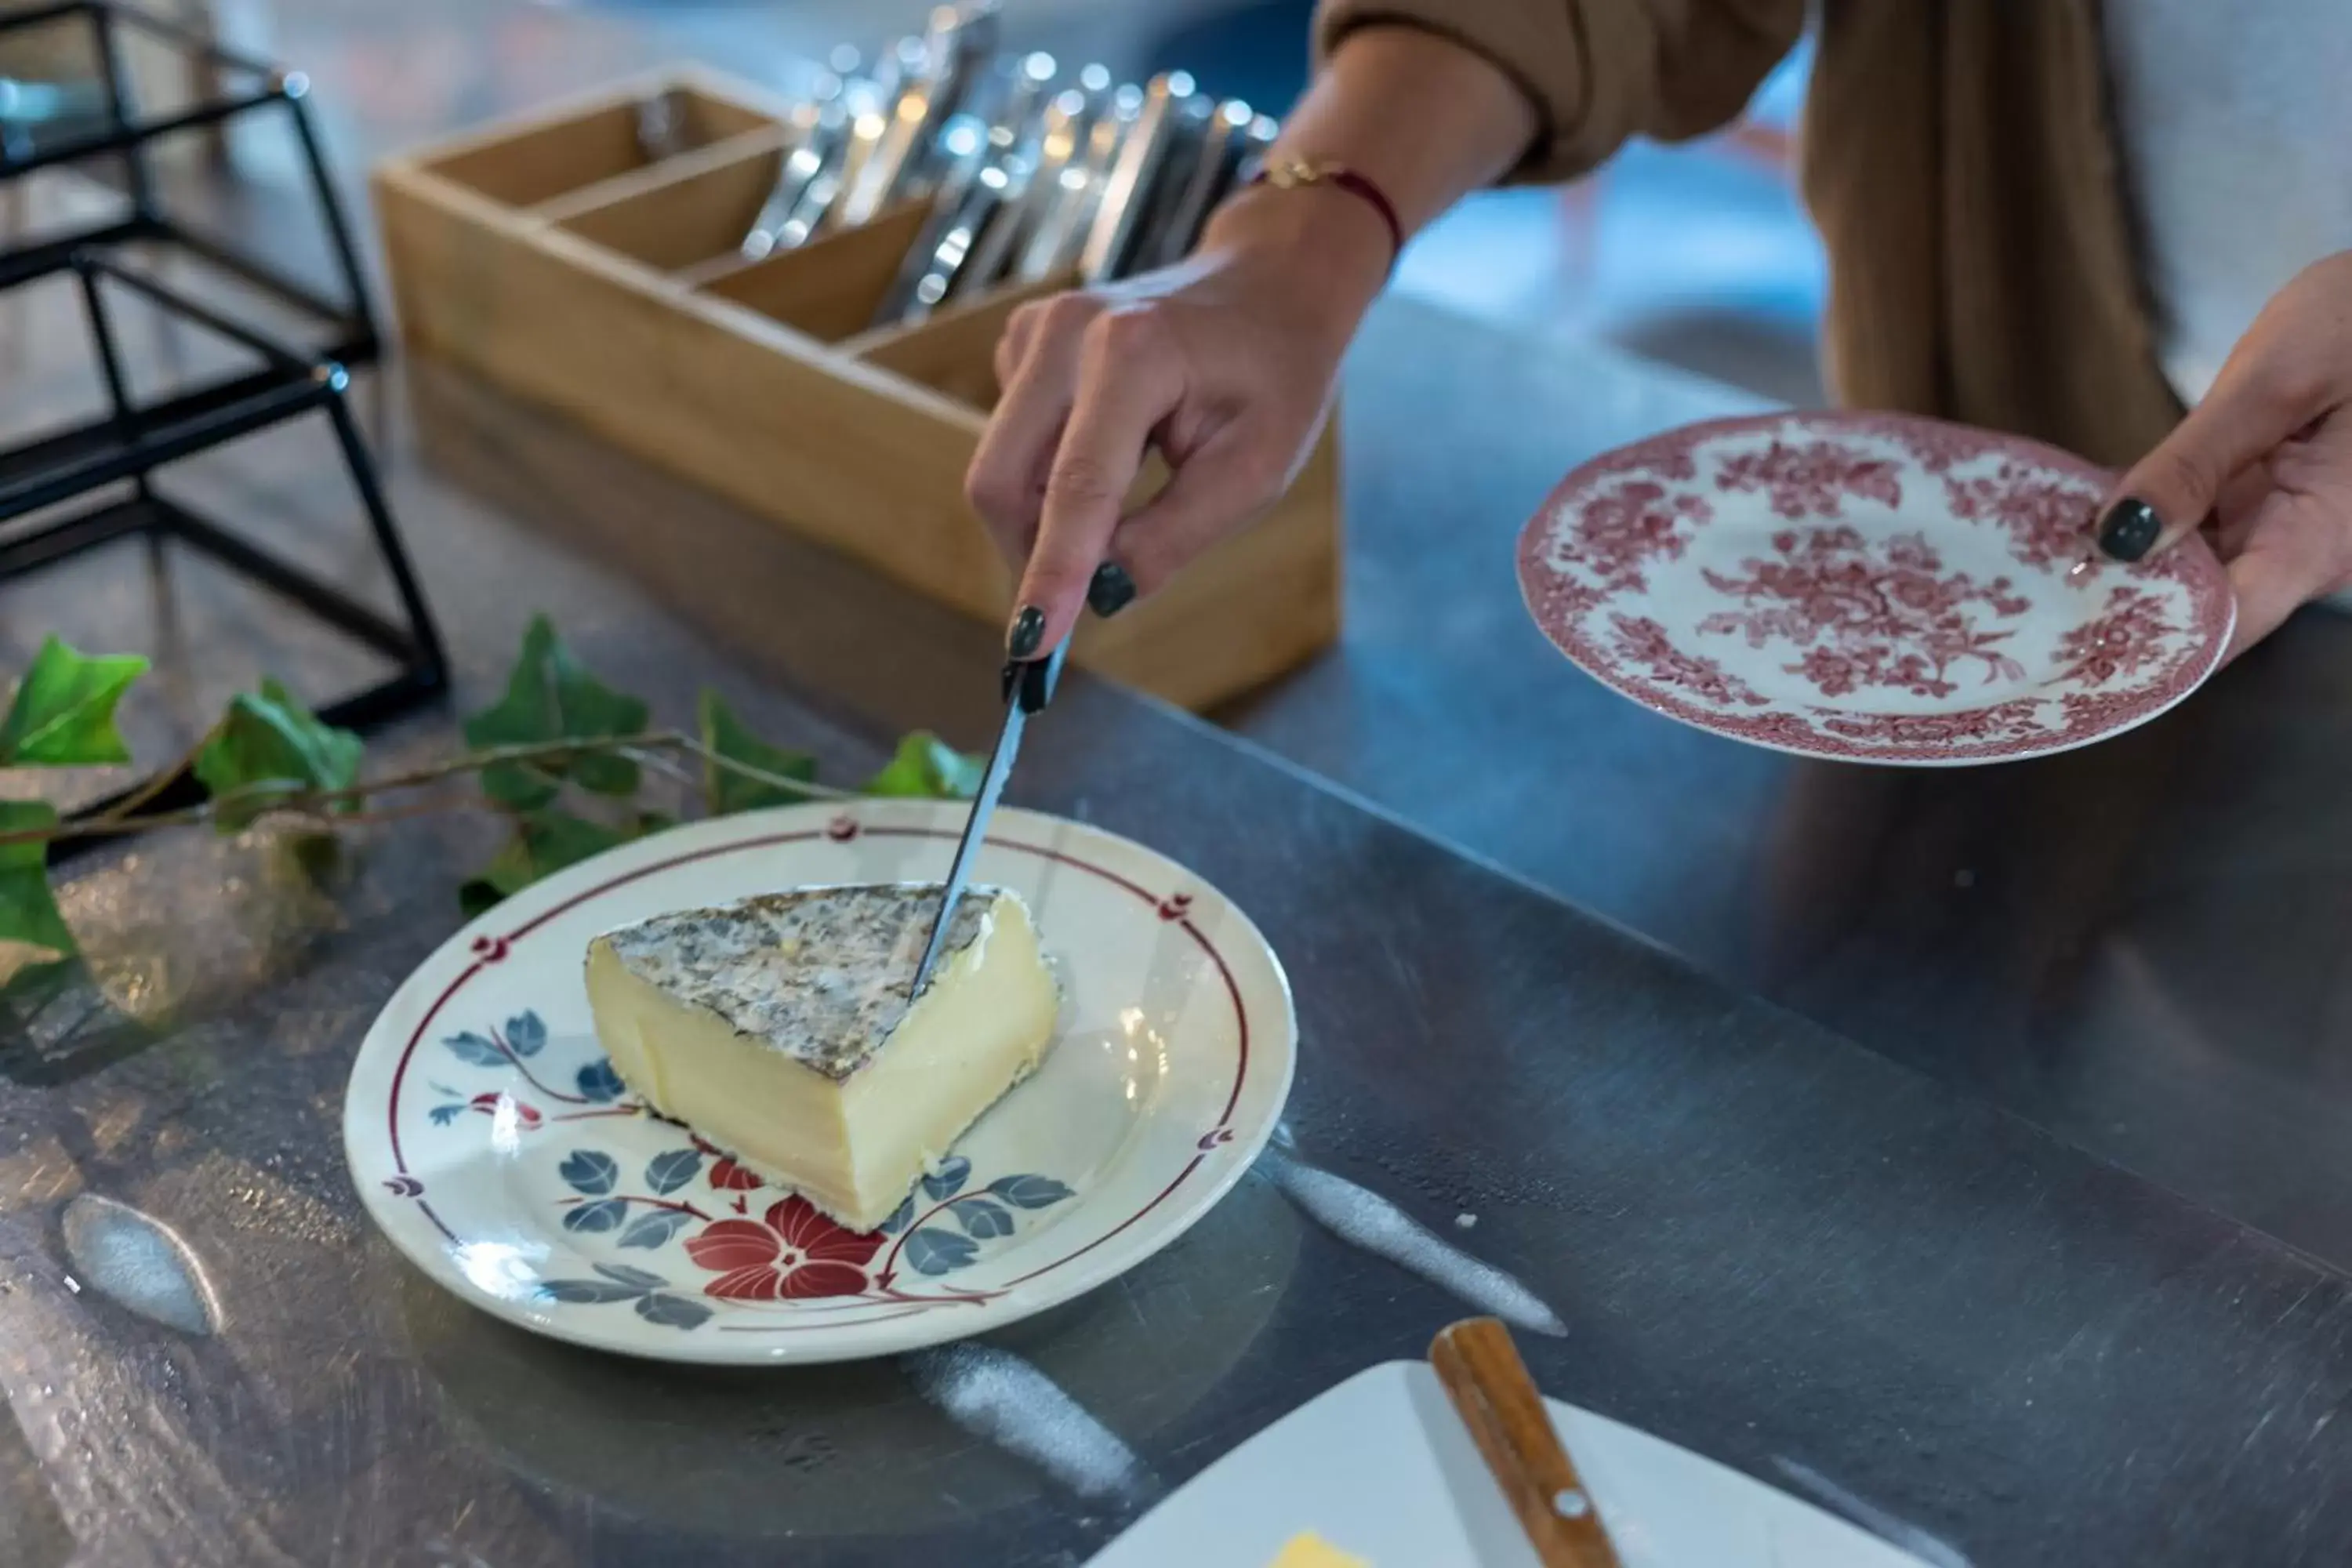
[984,87,1090,292]
[915,51,1055,299]
[782,71,894,247]
[829,39,922,226]
[869,111,991,323]
[950,162,1039,306]
[1022,82,1141,283]
[908,642,1070,997]
[771,129,855,252]
[953,138,1053,303]
[633,88,686,162]
[936,162,1024,314]
[840,4,1000,228]
[1149,96,1253,271]
[996,50,1063,153]
[873,122,1011,326]
[1127,90,1213,275]
[1080,71,1196,284]
[742,84,850,260]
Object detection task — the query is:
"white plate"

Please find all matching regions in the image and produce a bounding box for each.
[1516,411,2234,765]
[344,800,1295,1364]
[1090,1363,1941,1566]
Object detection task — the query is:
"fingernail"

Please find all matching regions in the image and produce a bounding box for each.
[2097,497,2162,562]
[1007,604,1046,659]
[1087,562,1136,619]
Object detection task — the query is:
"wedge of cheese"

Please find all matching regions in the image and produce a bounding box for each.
[584,883,1059,1231]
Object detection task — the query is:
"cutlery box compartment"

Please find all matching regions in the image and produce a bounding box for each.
[372,67,1341,713]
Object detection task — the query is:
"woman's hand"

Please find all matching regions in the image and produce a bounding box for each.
[2098,250,2352,659]
[963,24,1540,656]
[964,191,1388,655]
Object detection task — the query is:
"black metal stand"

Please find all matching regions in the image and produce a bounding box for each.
[0,4,445,860]
[7,251,448,859]
[1,0,380,475]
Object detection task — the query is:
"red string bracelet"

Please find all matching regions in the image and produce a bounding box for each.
[1244,158,1405,269]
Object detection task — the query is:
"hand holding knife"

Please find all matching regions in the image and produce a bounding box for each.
[908,639,1069,998]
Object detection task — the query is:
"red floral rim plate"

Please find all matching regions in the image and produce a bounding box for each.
[1515,411,2234,765]
[343,800,1295,1365]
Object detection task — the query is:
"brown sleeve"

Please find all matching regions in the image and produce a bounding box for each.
[1312,0,1806,183]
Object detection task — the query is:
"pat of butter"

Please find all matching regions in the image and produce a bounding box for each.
[1265,1534,1369,1568]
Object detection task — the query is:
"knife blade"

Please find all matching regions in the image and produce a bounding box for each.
[908,642,1069,998]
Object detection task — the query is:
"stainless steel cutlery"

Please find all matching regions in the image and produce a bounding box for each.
[717,8,1273,322]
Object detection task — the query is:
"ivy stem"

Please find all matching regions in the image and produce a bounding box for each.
[0,731,858,849]
[92,722,221,824]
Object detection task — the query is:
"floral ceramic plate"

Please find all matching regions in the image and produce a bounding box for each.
[343,799,1294,1364]
[1516,411,2235,765]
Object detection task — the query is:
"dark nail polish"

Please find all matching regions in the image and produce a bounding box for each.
[2097,497,2162,562]
[1087,562,1137,619]
[1007,604,1046,659]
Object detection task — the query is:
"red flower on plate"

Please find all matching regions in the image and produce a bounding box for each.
[469,1091,541,1127]
[690,1135,766,1191]
[684,1196,883,1301]
[2054,586,2176,687]
[710,1157,763,1192]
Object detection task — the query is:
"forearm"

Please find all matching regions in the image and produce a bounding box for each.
[1198,25,1538,309]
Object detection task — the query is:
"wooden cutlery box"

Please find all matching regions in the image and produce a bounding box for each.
[372,67,1341,712]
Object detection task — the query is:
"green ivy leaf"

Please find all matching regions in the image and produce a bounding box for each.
[457,809,633,915]
[697,690,817,815]
[0,637,148,768]
[463,616,650,807]
[194,680,364,831]
[0,800,73,956]
[458,833,535,918]
[522,811,635,876]
[862,731,984,800]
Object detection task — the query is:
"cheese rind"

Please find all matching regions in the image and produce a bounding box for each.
[584,884,1059,1231]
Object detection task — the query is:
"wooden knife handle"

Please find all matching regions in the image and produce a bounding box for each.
[1429,1318,1624,1568]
